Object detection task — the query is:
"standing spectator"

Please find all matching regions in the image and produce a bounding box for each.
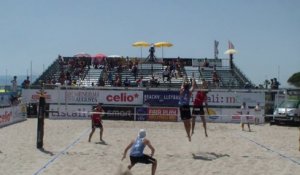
[254,102,262,125]
[239,102,251,132]
[11,76,17,92]
[22,76,30,89]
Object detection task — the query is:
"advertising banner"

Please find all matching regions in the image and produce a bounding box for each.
[102,106,134,121]
[192,91,265,107]
[144,91,180,106]
[0,105,26,127]
[148,107,178,122]
[135,107,178,122]
[22,89,57,103]
[23,89,144,105]
[49,105,91,119]
[136,107,148,121]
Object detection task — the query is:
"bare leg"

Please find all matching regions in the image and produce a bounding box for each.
[247,123,251,132]
[183,119,191,142]
[88,128,95,142]
[200,115,208,137]
[191,116,196,136]
[241,123,244,131]
[151,160,157,175]
[100,127,104,141]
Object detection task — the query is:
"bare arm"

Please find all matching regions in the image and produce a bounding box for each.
[144,139,155,157]
[122,140,134,160]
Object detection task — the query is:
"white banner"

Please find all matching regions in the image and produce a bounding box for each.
[191,91,265,107]
[22,89,144,105]
[49,105,92,119]
[0,104,27,127]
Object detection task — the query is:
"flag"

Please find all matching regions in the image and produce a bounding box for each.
[228,41,235,50]
[214,40,219,58]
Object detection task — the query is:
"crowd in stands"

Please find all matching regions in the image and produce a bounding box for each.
[33,55,269,90]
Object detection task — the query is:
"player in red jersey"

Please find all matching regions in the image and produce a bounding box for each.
[191,87,209,137]
[88,103,104,142]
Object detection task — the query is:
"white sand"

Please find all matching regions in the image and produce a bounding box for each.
[0,119,300,175]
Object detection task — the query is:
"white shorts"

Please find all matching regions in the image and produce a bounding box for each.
[240,115,250,123]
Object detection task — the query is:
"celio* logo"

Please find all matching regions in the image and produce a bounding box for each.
[106,93,139,102]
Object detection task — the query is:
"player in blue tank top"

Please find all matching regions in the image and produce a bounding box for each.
[179,78,195,142]
[122,129,157,175]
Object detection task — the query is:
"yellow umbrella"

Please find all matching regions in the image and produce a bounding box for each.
[154,41,173,58]
[132,41,150,59]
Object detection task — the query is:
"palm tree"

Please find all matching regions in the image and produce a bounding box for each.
[287,72,300,87]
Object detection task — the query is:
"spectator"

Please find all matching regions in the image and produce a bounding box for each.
[212,71,219,87]
[203,58,209,67]
[22,76,30,89]
[132,64,138,80]
[136,76,143,87]
[239,102,251,132]
[150,76,160,87]
[11,76,17,92]
[162,67,170,82]
[124,77,131,87]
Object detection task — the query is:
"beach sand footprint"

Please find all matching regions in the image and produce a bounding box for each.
[192,152,230,161]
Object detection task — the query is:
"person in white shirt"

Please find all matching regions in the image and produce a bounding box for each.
[239,102,251,132]
[254,102,262,125]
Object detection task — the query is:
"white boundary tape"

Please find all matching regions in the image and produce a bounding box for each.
[32,127,91,175]
[237,133,300,165]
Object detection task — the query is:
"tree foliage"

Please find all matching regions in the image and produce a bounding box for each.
[287,72,300,87]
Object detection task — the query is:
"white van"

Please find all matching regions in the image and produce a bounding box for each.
[273,100,300,122]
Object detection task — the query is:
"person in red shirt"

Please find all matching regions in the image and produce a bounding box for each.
[191,87,209,137]
[88,103,104,142]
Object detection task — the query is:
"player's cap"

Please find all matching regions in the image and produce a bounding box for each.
[138,129,146,138]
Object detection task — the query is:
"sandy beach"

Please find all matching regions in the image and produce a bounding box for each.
[0,119,299,175]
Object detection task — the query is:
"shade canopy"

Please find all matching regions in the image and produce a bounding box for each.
[154,42,173,48]
[132,41,150,47]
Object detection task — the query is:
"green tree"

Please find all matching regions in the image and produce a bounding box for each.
[287,72,300,87]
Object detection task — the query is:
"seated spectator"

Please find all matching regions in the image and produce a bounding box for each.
[150,76,160,87]
[98,77,105,86]
[201,78,208,89]
[114,75,122,87]
[162,67,170,82]
[203,58,209,67]
[212,71,219,87]
[136,76,143,87]
[124,77,131,87]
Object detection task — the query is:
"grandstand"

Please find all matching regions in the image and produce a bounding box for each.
[33,55,253,89]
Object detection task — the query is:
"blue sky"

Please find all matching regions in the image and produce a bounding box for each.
[0,0,299,87]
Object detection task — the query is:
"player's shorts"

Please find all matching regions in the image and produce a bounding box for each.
[92,122,103,129]
[180,105,192,120]
[192,105,204,116]
[130,154,156,165]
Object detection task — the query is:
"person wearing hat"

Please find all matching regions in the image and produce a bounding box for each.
[122,129,157,175]
[178,77,196,142]
[88,103,104,142]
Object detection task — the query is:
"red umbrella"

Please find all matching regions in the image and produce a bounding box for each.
[93,53,107,64]
[74,53,91,58]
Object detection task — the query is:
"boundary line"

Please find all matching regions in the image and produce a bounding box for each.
[33,127,91,175]
[237,133,300,166]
